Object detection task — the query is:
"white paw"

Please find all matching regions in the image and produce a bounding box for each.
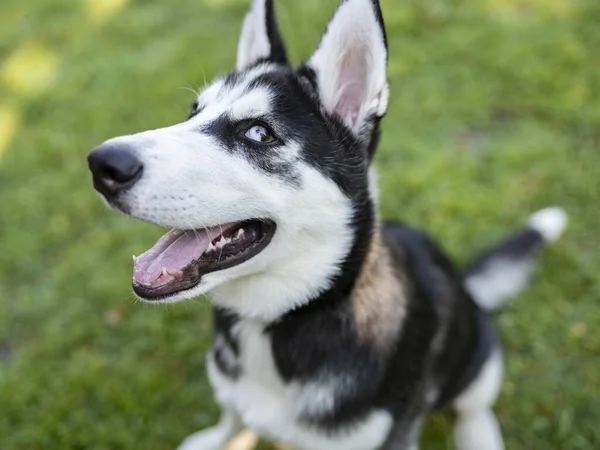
[177,427,231,450]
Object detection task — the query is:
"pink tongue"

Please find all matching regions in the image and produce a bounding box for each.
[133,227,220,284]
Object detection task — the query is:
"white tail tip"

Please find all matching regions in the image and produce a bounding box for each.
[528,207,568,243]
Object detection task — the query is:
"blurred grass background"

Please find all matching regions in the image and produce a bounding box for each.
[0,0,599,448]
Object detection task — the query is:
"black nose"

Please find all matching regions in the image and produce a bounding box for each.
[88,143,143,198]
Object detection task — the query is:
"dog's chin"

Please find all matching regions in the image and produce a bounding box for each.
[131,219,276,302]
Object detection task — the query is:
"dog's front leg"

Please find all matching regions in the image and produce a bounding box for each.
[177,407,242,450]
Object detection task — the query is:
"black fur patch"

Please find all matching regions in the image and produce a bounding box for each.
[264,0,288,65]
[213,308,241,379]
[465,228,545,278]
[368,0,388,53]
[244,0,288,69]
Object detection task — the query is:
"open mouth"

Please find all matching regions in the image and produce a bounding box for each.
[132,219,276,300]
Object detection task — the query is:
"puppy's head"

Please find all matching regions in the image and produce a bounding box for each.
[88,0,389,320]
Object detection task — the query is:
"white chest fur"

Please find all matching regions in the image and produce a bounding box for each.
[207,320,393,450]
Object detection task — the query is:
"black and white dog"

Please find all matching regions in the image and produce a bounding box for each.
[88,0,567,448]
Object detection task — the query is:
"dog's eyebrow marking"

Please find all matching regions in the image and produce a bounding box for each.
[188,64,285,126]
[197,78,226,106]
[229,87,272,121]
[351,231,406,349]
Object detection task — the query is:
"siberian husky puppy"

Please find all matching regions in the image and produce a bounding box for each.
[88,0,567,448]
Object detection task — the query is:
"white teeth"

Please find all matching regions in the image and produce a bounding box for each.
[162,268,169,277]
[208,233,238,253]
[215,236,231,249]
[236,229,244,238]
[132,255,137,261]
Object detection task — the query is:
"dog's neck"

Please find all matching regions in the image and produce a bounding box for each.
[253,216,406,351]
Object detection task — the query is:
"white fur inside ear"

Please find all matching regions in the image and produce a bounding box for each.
[237,0,271,71]
[308,0,388,131]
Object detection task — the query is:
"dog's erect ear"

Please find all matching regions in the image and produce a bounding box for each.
[237,0,288,71]
[307,0,388,133]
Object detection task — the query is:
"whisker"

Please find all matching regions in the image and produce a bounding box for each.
[179,85,201,97]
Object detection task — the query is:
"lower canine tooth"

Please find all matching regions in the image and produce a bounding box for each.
[162,268,169,277]
[237,229,244,238]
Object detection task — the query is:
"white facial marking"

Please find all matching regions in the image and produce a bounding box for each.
[229,87,273,121]
[190,68,273,125]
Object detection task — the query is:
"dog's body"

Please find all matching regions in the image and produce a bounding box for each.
[200,224,500,450]
[88,0,567,449]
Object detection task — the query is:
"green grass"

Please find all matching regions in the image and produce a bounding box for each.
[1,0,599,448]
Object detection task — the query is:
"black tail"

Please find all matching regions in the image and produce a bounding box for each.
[464,207,567,310]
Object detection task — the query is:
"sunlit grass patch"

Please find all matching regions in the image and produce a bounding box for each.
[0,104,20,162]
[203,0,247,8]
[486,0,579,18]
[84,0,129,25]
[1,41,59,96]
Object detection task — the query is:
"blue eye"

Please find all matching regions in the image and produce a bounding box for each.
[244,125,276,143]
